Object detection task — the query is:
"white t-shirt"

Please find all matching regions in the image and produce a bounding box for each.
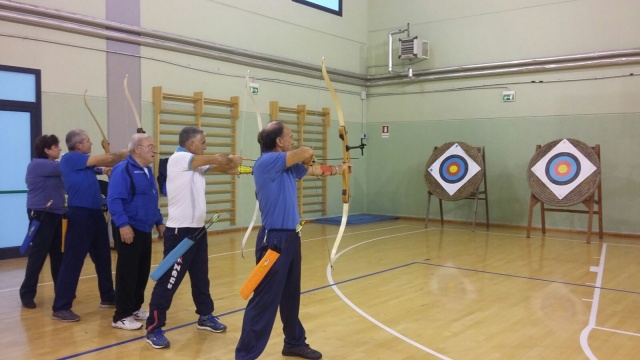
[166,150,210,228]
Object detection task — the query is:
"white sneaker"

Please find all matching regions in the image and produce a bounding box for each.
[132,309,149,320]
[112,316,143,330]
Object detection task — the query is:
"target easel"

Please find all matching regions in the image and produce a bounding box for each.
[424,142,489,231]
[525,138,603,244]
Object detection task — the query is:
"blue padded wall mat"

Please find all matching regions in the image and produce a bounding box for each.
[313,214,398,226]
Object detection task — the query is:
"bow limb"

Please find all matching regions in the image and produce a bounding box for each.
[124,74,145,133]
[241,71,264,257]
[83,90,111,153]
[321,58,351,267]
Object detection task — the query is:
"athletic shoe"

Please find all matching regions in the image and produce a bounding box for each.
[99,300,115,308]
[52,309,80,322]
[21,299,36,309]
[282,345,323,359]
[112,316,143,330]
[132,309,149,320]
[146,328,170,349]
[196,314,227,333]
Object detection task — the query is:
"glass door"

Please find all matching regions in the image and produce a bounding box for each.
[0,65,41,259]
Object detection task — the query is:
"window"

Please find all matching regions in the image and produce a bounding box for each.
[293,0,342,16]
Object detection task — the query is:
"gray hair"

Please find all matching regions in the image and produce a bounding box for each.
[178,126,204,147]
[128,133,153,153]
[65,129,87,151]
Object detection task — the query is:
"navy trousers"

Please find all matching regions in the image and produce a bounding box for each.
[146,226,214,332]
[113,226,152,322]
[52,207,115,311]
[20,210,63,304]
[235,228,307,360]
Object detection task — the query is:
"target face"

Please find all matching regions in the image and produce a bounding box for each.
[439,155,469,184]
[545,152,581,185]
[428,143,481,196]
[531,139,596,200]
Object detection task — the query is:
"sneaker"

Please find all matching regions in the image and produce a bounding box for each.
[196,314,227,333]
[21,299,36,309]
[112,316,143,330]
[99,300,115,308]
[132,309,149,320]
[52,309,80,322]
[282,345,322,360]
[146,328,170,349]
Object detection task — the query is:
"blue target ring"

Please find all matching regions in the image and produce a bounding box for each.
[439,155,469,184]
[545,152,581,185]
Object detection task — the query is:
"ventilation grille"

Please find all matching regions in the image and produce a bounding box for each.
[398,36,429,59]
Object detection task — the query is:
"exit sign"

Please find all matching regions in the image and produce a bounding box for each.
[502,90,515,102]
[249,82,259,94]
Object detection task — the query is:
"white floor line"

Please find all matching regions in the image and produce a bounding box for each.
[594,326,640,337]
[326,229,452,360]
[579,243,607,360]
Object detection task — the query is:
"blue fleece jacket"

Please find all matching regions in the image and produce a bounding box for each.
[107,155,163,232]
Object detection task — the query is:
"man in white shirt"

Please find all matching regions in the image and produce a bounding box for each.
[144,126,242,349]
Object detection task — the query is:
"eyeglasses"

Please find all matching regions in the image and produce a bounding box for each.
[138,144,156,151]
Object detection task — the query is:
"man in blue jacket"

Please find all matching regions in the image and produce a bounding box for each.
[108,133,165,330]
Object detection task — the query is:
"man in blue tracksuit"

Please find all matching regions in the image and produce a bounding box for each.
[235,121,349,360]
[108,133,165,330]
[52,129,127,322]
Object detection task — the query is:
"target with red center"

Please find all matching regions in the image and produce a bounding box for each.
[439,155,469,184]
[530,139,597,201]
[545,152,581,185]
[427,143,481,197]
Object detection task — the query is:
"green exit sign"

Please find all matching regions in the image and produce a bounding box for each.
[249,82,259,95]
[502,90,515,102]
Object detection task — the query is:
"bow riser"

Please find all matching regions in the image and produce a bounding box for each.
[338,126,350,202]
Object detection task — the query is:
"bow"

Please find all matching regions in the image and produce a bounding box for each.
[124,74,145,134]
[240,70,264,257]
[321,58,352,268]
[83,90,110,153]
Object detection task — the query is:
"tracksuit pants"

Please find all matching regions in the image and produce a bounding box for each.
[113,226,152,322]
[20,210,64,304]
[52,207,115,311]
[235,228,308,360]
[146,226,214,332]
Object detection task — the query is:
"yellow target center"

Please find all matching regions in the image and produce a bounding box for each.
[558,164,568,174]
[449,165,458,173]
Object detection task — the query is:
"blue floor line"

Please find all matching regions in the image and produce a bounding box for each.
[418,261,640,295]
[58,259,638,358]
[57,261,422,359]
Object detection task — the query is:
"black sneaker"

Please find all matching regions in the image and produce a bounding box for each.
[52,309,80,322]
[99,300,115,308]
[21,299,36,309]
[282,345,322,359]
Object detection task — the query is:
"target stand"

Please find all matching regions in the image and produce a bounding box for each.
[424,142,489,232]
[525,139,603,244]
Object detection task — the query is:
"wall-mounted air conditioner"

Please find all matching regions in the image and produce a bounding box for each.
[398,36,429,59]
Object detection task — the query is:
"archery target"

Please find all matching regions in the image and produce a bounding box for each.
[531,139,596,200]
[428,143,481,196]
[545,152,580,185]
[439,155,469,184]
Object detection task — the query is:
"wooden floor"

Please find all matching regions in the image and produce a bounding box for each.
[1,219,639,359]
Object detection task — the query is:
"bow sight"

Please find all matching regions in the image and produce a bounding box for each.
[346,138,367,156]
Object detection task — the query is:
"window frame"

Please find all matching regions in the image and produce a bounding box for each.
[293,0,342,17]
